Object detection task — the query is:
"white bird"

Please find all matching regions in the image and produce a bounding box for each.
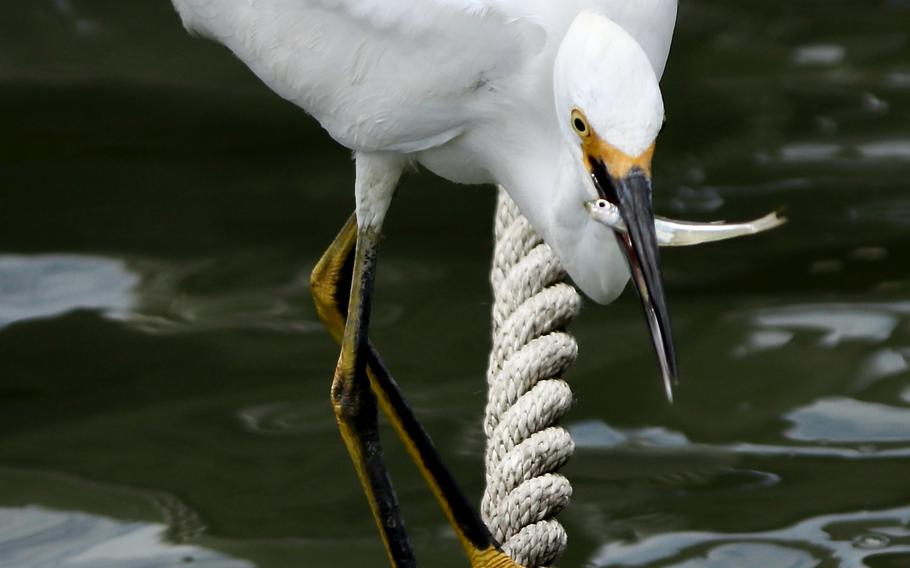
[171,1,678,567]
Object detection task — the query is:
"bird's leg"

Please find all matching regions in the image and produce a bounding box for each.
[311,213,522,568]
[309,154,416,568]
[323,222,418,567]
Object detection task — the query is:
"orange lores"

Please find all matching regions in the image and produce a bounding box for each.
[582,135,655,179]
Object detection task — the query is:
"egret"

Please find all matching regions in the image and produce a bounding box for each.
[171,1,681,566]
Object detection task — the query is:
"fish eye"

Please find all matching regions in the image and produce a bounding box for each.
[571,108,590,137]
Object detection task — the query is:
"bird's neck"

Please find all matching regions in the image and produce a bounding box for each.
[492,138,576,246]
[494,138,630,305]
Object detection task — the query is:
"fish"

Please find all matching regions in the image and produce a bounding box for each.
[585,199,786,247]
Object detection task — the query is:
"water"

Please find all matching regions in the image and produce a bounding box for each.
[1,1,910,566]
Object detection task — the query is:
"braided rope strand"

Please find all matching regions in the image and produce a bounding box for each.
[482,188,581,567]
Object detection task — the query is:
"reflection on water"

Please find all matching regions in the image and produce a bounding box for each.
[569,421,691,450]
[793,44,847,67]
[733,330,795,357]
[859,140,910,160]
[854,348,908,389]
[237,399,337,436]
[52,0,102,37]
[751,303,910,348]
[590,504,910,567]
[0,506,252,568]
[768,140,910,165]
[785,398,910,444]
[572,401,910,460]
[0,253,329,335]
[0,255,137,330]
[125,257,326,335]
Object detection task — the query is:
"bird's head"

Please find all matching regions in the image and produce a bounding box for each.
[552,12,677,400]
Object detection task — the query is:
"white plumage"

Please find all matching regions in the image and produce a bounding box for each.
[170,3,685,561]
[171,0,678,303]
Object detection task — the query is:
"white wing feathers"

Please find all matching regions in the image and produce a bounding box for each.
[173,0,546,153]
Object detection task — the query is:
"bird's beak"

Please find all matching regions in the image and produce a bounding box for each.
[588,147,679,402]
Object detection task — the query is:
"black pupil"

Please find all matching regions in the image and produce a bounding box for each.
[574,118,586,132]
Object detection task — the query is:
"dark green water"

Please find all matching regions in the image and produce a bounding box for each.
[2,1,910,566]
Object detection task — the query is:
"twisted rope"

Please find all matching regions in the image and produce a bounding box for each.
[482,188,581,567]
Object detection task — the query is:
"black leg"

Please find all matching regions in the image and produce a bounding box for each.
[314,216,416,568]
[311,215,522,568]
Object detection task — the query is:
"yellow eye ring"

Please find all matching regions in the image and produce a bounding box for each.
[570,108,591,138]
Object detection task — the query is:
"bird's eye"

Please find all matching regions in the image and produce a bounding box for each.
[571,109,590,137]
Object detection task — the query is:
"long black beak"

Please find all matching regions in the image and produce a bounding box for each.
[591,162,679,402]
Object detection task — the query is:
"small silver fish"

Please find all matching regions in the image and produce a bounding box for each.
[585,199,786,247]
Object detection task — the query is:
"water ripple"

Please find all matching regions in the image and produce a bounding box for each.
[785,397,910,444]
[855,348,909,389]
[570,411,910,459]
[0,253,338,335]
[793,44,846,66]
[750,302,910,347]
[0,255,137,331]
[590,504,910,567]
[237,399,335,435]
[0,506,252,568]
